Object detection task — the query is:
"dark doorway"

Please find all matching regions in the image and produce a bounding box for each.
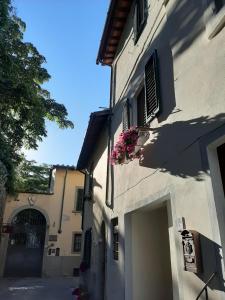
[4,209,46,277]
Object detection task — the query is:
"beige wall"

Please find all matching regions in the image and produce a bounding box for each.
[81,0,225,299]
[0,168,84,277]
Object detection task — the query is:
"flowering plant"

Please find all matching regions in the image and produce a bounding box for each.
[110,127,148,165]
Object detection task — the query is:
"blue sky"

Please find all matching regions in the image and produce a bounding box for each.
[13,0,110,166]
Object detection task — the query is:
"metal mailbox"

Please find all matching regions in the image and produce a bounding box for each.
[181,230,202,274]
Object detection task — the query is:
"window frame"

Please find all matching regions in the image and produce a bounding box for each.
[134,0,148,43]
[83,228,92,268]
[133,50,161,127]
[122,98,131,131]
[72,232,82,253]
[112,218,119,261]
[74,187,84,212]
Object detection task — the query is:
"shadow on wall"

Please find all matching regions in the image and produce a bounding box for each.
[118,0,215,123]
[83,195,125,300]
[140,114,225,180]
[197,234,225,292]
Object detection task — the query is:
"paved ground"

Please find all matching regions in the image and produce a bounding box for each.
[0,277,79,300]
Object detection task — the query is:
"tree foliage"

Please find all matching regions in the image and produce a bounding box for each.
[0,0,74,192]
[14,159,51,193]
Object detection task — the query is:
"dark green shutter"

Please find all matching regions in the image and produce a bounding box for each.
[122,98,130,131]
[83,228,92,268]
[144,49,160,123]
[76,189,84,211]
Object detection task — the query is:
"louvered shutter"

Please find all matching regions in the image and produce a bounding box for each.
[134,0,148,43]
[76,188,84,211]
[144,50,160,123]
[122,98,130,131]
[83,228,92,268]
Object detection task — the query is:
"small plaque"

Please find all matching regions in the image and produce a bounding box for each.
[49,235,57,242]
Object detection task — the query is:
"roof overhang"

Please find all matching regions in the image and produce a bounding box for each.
[51,165,76,171]
[77,110,111,170]
[96,0,133,66]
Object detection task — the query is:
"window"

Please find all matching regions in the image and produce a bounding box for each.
[75,188,84,212]
[83,228,92,268]
[217,143,225,196]
[84,166,93,201]
[134,0,147,42]
[136,50,160,126]
[122,98,131,131]
[137,87,145,127]
[72,233,82,253]
[112,218,119,260]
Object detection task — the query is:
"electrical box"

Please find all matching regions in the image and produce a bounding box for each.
[181,230,202,274]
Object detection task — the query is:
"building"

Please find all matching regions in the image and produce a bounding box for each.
[0,165,84,277]
[77,0,225,299]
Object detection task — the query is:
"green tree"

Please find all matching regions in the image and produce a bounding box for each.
[14,159,51,193]
[0,0,74,192]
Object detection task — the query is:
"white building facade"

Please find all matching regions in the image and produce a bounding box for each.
[78,0,225,299]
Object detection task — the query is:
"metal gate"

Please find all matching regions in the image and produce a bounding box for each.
[4,209,46,277]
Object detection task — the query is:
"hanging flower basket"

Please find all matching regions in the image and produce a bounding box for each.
[110,127,150,165]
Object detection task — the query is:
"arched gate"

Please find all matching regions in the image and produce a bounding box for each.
[4,209,46,277]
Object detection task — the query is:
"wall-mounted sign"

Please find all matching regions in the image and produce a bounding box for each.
[49,235,58,242]
[181,230,202,274]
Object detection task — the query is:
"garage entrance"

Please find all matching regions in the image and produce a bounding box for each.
[4,209,46,277]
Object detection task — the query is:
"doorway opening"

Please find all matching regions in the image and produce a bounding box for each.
[126,204,173,300]
[4,208,46,277]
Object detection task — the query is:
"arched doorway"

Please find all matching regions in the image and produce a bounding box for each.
[4,209,46,277]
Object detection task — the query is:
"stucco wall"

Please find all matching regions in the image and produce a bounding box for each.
[82,0,225,299]
[0,168,84,277]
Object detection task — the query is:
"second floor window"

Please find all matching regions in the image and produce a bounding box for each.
[122,98,131,131]
[134,0,147,42]
[75,188,84,212]
[137,87,146,127]
[135,50,161,126]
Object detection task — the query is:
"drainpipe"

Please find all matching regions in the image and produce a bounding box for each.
[106,66,113,208]
[58,168,68,234]
[79,169,87,230]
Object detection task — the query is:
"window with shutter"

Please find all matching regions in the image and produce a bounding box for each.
[137,87,145,127]
[83,228,92,268]
[144,50,160,123]
[72,233,82,252]
[75,188,84,211]
[134,0,147,43]
[112,218,119,260]
[122,98,131,131]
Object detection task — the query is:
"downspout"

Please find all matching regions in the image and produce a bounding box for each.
[58,168,68,234]
[79,169,87,230]
[106,66,113,208]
